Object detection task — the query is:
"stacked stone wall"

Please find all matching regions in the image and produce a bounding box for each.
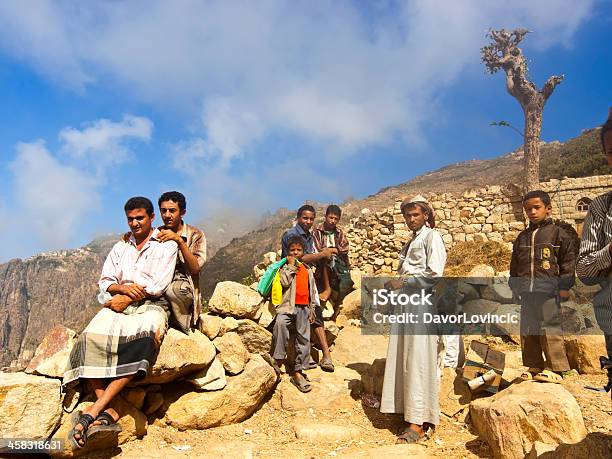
[346,175,612,275]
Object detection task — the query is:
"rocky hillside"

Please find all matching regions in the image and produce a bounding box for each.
[0,240,115,368]
[0,128,606,367]
[201,128,607,297]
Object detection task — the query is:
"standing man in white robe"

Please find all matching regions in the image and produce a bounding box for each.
[380,195,447,444]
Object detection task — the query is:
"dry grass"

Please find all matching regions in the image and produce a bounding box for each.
[445,241,512,277]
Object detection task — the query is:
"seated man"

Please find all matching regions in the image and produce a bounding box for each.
[156,191,207,333]
[312,204,352,310]
[63,197,178,449]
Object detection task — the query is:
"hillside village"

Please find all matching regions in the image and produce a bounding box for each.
[1,130,611,458]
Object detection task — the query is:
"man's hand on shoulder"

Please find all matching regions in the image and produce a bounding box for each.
[104,294,132,313]
[157,229,182,244]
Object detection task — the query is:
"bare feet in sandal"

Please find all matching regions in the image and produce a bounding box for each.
[534,369,563,384]
[396,423,429,444]
[290,372,312,393]
[520,367,542,380]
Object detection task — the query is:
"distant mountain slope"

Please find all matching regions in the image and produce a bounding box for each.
[1,127,606,366]
[200,128,607,298]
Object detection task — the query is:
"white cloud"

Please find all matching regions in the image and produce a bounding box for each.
[59,115,153,167]
[9,140,100,247]
[5,115,153,255]
[0,0,595,161]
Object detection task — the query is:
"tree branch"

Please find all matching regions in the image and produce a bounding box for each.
[541,74,565,101]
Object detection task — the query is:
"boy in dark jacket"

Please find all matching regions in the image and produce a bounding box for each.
[509,190,576,382]
[270,236,317,393]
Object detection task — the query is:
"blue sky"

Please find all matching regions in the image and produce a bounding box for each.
[0,0,610,262]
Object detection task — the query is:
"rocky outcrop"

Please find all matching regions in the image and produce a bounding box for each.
[25,325,77,378]
[235,319,273,354]
[273,366,361,412]
[163,354,276,430]
[208,281,263,319]
[140,329,216,384]
[52,396,146,457]
[564,330,608,374]
[470,381,587,459]
[339,289,361,319]
[0,246,108,368]
[213,332,250,375]
[188,357,227,391]
[0,372,62,439]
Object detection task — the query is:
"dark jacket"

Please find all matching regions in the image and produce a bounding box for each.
[509,218,576,296]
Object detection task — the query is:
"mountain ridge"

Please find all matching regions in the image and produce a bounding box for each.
[1,127,607,367]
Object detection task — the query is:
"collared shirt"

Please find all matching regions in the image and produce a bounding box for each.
[281,223,316,257]
[576,191,612,278]
[174,222,207,323]
[398,226,446,285]
[312,223,350,267]
[98,228,178,304]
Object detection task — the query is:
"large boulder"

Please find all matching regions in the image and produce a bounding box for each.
[0,372,62,439]
[257,300,276,328]
[52,396,146,457]
[163,354,276,430]
[139,329,216,384]
[490,303,521,337]
[273,366,361,413]
[564,330,607,374]
[481,283,514,304]
[208,281,263,319]
[340,289,361,319]
[187,357,227,391]
[361,358,386,396]
[439,367,471,418]
[466,264,495,282]
[213,332,250,375]
[462,299,500,317]
[235,319,273,354]
[470,381,587,459]
[198,314,223,340]
[332,326,388,367]
[25,325,77,378]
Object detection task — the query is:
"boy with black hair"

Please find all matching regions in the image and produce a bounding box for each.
[156,191,207,333]
[270,235,317,392]
[509,189,576,383]
[312,204,352,306]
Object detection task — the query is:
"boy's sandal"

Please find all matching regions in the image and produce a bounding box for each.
[88,411,122,436]
[319,356,335,372]
[68,411,95,449]
[290,373,312,393]
[534,370,562,384]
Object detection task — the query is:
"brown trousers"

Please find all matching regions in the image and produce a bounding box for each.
[520,292,570,372]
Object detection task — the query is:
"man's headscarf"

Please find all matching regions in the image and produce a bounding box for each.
[400,194,436,229]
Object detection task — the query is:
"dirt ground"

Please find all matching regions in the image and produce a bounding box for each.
[91,339,611,459]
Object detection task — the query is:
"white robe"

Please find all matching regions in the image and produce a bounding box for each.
[380,225,446,425]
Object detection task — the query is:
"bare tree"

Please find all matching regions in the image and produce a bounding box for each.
[481,28,564,191]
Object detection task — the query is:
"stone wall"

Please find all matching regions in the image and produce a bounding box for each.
[346,175,612,275]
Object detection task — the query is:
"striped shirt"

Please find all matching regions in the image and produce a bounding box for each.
[576,191,612,279]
